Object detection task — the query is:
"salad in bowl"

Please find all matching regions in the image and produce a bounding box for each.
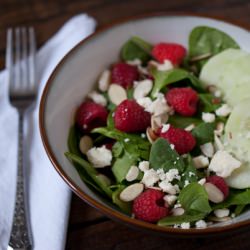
[62,24,250,229]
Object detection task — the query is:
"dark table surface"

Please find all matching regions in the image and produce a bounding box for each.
[1,0,250,249]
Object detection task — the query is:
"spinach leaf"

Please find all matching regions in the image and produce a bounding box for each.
[151,68,205,98]
[149,138,185,172]
[192,122,215,145]
[112,151,137,183]
[67,125,82,156]
[235,204,246,216]
[112,141,124,158]
[158,213,205,226]
[178,182,211,214]
[107,111,115,128]
[199,93,221,112]
[121,36,152,64]
[112,185,132,214]
[213,189,250,210]
[65,152,112,198]
[168,115,202,129]
[188,26,240,73]
[179,155,198,188]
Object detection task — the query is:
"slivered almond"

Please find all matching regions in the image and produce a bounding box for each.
[204,182,224,203]
[146,127,158,143]
[171,207,185,216]
[98,70,111,92]
[200,142,214,158]
[214,134,224,151]
[79,135,93,154]
[133,79,153,100]
[151,114,169,132]
[119,183,144,202]
[108,84,127,105]
[126,166,139,182]
[208,216,231,222]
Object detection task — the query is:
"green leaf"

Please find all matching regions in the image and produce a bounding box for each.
[112,185,132,214]
[199,93,221,112]
[121,36,152,64]
[158,213,205,226]
[67,125,82,156]
[151,68,205,97]
[107,111,115,128]
[168,115,202,129]
[179,183,211,214]
[180,154,198,189]
[188,26,240,73]
[112,152,137,183]
[192,122,215,145]
[149,138,185,172]
[235,204,246,216]
[65,152,112,198]
[213,189,250,210]
[112,141,124,158]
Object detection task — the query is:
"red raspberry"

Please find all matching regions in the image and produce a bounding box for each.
[166,87,199,116]
[111,63,139,88]
[159,126,196,155]
[152,43,186,65]
[76,101,108,133]
[133,189,169,223]
[206,175,229,198]
[114,100,150,133]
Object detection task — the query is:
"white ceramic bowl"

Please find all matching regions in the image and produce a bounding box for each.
[39,14,250,236]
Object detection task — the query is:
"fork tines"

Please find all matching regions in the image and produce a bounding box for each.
[6,27,36,96]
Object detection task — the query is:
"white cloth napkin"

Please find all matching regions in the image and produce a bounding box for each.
[0,14,96,250]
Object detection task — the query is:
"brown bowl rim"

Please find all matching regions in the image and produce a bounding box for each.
[39,12,250,236]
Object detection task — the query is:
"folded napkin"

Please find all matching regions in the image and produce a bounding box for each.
[0,14,96,250]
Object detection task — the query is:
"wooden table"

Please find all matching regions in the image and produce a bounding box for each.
[1,0,250,249]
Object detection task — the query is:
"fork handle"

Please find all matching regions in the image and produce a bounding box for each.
[9,112,32,250]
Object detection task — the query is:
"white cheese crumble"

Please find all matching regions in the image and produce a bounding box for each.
[208,150,242,178]
[157,59,174,71]
[141,169,159,187]
[184,180,190,187]
[193,155,209,169]
[170,144,175,150]
[159,181,177,194]
[202,112,216,123]
[185,124,195,131]
[126,58,142,66]
[138,161,150,172]
[161,123,170,133]
[125,166,139,182]
[165,169,180,182]
[214,208,230,218]
[195,220,207,229]
[124,138,130,143]
[86,146,112,168]
[156,169,166,181]
[180,222,190,229]
[200,142,214,158]
[87,91,107,106]
[163,194,177,206]
[215,104,232,117]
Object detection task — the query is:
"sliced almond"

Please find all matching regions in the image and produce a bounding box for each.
[79,136,93,154]
[98,70,111,92]
[200,142,214,158]
[185,124,195,132]
[208,216,231,222]
[119,183,144,202]
[214,122,224,136]
[133,79,153,100]
[204,182,224,203]
[126,166,139,182]
[214,134,224,151]
[108,84,127,105]
[171,207,185,216]
[146,127,158,143]
[151,114,169,132]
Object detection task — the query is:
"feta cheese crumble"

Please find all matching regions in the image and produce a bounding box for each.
[202,112,215,123]
[86,146,112,168]
[138,161,150,172]
[141,169,159,187]
[208,150,242,178]
[161,123,170,133]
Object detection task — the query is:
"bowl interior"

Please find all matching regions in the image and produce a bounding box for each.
[41,15,250,232]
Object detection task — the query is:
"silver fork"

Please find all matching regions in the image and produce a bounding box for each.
[6,27,36,250]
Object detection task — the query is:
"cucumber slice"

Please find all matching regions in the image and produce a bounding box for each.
[224,97,250,163]
[226,162,250,189]
[199,49,250,106]
[199,49,246,88]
